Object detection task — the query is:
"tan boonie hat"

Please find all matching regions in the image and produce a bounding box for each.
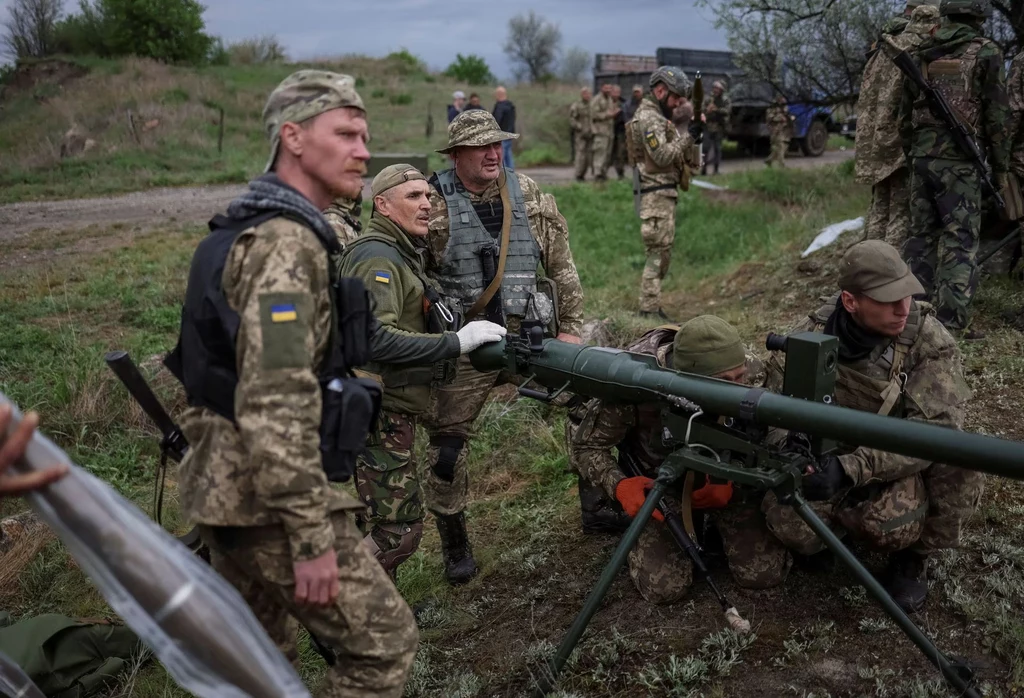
[371,163,426,198]
[672,315,746,377]
[262,70,366,173]
[839,240,926,302]
[437,110,518,154]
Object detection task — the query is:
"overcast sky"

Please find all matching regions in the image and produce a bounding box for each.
[1,0,729,76]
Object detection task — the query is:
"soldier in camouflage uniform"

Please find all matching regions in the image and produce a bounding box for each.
[763,241,981,612]
[899,0,1010,334]
[322,193,363,246]
[610,84,628,179]
[338,165,505,578]
[570,316,791,603]
[421,110,584,585]
[169,71,417,695]
[569,87,594,182]
[857,0,940,247]
[591,83,619,181]
[627,66,702,319]
[701,80,731,176]
[765,95,794,167]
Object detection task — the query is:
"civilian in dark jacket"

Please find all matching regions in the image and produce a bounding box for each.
[464,93,485,111]
[492,86,517,169]
[447,90,466,123]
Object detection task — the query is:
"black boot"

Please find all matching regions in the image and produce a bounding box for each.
[578,475,630,535]
[435,512,478,585]
[884,550,929,613]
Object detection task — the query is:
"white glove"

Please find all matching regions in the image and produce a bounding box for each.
[456,321,507,354]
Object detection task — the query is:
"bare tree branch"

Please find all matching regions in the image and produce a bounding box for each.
[2,0,63,60]
[503,11,562,83]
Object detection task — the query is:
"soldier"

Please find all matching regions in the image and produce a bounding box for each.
[591,83,619,181]
[765,95,794,167]
[569,87,594,182]
[166,71,417,694]
[322,192,363,246]
[702,80,731,176]
[569,316,791,603]
[626,66,702,320]
[857,0,940,247]
[610,84,628,180]
[338,164,506,578]
[762,241,980,612]
[422,110,584,585]
[623,84,644,123]
[0,406,67,496]
[899,0,1009,335]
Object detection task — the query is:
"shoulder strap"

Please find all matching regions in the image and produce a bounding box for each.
[466,171,513,320]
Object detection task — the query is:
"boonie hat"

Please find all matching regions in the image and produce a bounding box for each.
[839,240,926,302]
[438,110,518,154]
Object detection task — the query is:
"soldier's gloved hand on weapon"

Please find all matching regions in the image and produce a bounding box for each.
[802,456,851,501]
[456,321,507,354]
[614,476,665,521]
[688,121,704,145]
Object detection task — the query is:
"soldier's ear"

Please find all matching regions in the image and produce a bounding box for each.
[840,290,859,315]
[279,121,304,158]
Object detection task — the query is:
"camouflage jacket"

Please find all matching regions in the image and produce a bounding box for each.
[1008,51,1024,178]
[569,99,594,137]
[703,92,732,134]
[632,95,698,196]
[425,172,584,337]
[765,299,971,488]
[855,6,940,185]
[900,22,1010,173]
[591,93,617,135]
[766,104,793,137]
[178,217,364,562]
[322,196,362,246]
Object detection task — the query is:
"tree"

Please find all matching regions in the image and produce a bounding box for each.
[558,46,591,85]
[503,10,562,83]
[445,53,495,84]
[2,0,64,60]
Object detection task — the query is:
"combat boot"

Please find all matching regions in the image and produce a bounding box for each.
[884,549,929,613]
[435,512,478,586]
[578,475,630,535]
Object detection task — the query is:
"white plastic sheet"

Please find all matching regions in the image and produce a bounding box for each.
[801,217,865,258]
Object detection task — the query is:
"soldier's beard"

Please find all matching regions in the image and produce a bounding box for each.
[657,96,674,119]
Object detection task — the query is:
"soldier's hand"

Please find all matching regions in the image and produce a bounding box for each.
[0,406,68,497]
[556,333,583,344]
[456,321,507,354]
[293,550,341,607]
[801,456,851,501]
[614,476,664,521]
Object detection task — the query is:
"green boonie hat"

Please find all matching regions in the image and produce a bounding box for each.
[371,163,426,198]
[438,110,518,154]
[672,316,746,377]
[262,70,366,173]
[839,240,925,303]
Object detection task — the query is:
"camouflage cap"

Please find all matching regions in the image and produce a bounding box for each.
[262,70,366,173]
[370,163,426,198]
[631,84,644,93]
[437,110,518,154]
[839,241,925,303]
[672,315,745,377]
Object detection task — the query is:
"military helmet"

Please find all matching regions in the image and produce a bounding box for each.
[939,0,992,18]
[649,66,691,98]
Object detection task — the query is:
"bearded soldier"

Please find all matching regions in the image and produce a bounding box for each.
[626,66,702,320]
[422,110,584,585]
[762,241,980,613]
[322,193,363,246]
[338,164,505,578]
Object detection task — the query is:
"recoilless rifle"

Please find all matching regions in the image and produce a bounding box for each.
[470,324,1024,698]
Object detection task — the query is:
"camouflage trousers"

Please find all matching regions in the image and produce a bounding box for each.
[573,134,594,180]
[767,135,789,167]
[611,131,627,178]
[629,498,792,604]
[638,193,677,313]
[355,411,425,576]
[199,513,418,697]
[593,131,613,179]
[906,157,982,331]
[866,167,912,249]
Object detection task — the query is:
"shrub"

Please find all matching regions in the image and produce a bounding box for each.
[444,53,495,85]
[226,35,287,65]
[389,92,413,106]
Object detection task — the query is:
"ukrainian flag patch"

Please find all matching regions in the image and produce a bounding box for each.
[270,303,298,323]
[374,271,391,284]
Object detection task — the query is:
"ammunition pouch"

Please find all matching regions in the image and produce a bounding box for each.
[529,276,559,337]
[430,434,464,482]
[319,376,382,483]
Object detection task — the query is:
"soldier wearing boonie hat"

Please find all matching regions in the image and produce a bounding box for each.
[168,69,419,696]
[763,240,980,615]
[419,109,585,586]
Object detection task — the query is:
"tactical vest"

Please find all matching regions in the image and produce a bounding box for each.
[913,40,986,132]
[618,326,678,470]
[432,168,541,321]
[811,294,924,417]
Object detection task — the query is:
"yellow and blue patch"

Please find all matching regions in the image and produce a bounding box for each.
[374,270,391,284]
[270,303,298,323]
[645,129,659,149]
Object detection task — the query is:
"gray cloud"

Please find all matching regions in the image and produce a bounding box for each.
[0,0,727,76]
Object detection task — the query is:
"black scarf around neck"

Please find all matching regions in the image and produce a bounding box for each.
[823,297,888,362]
[226,173,340,254]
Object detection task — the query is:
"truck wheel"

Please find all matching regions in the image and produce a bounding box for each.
[800,119,828,157]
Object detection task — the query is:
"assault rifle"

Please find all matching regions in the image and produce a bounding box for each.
[470,325,1024,698]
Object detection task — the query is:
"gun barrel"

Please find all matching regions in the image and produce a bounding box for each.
[471,338,1024,480]
[104,351,179,440]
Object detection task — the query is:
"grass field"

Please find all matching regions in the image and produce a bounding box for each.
[2,162,1023,697]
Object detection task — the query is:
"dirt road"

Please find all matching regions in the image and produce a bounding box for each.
[0,150,854,239]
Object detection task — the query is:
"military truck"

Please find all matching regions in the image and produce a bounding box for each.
[594,48,837,157]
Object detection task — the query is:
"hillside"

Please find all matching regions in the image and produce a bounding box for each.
[0,54,577,203]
